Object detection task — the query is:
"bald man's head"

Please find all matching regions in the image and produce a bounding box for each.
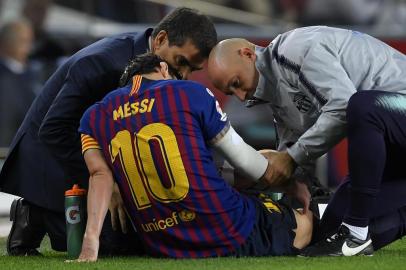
[208,38,259,101]
[210,38,250,63]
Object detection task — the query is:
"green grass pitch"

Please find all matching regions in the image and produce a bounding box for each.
[0,236,405,270]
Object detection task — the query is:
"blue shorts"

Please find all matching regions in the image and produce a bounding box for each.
[233,194,298,256]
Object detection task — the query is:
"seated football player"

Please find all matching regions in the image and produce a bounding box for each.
[77,53,314,261]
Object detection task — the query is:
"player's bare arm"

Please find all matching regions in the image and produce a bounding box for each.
[77,148,114,262]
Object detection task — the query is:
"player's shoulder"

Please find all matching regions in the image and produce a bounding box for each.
[167,79,204,89]
[170,80,215,98]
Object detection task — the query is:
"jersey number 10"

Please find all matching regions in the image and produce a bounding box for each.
[109,123,189,210]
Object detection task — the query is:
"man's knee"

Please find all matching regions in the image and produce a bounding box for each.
[347,91,382,123]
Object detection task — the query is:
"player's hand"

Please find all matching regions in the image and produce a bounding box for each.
[76,234,99,262]
[287,181,311,214]
[261,150,296,187]
[109,183,127,233]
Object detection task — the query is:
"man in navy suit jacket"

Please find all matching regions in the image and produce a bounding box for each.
[0,7,217,256]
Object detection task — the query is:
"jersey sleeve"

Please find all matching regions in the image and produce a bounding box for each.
[80,134,101,154]
[195,86,230,143]
[79,104,101,154]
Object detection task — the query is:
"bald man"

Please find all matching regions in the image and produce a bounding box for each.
[208,26,406,256]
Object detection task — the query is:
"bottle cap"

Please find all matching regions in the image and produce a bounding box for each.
[65,184,87,196]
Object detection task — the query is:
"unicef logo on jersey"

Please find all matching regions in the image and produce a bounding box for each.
[66,205,81,224]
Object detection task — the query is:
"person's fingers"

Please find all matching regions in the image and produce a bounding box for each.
[259,149,278,159]
[298,182,311,214]
[271,166,282,183]
[274,175,283,186]
[67,252,97,262]
[302,197,310,214]
[118,206,128,234]
[110,207,118,231]
[274,173,287,186]
[265,168,275,186]
[76,258,96,263]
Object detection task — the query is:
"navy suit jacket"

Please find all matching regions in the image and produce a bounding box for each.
[0,29,152,211]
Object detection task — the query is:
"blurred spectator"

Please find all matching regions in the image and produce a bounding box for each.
[98,0,164,23]
[0,20,38,147]
[212,0,272,17]
[54,0,164,23]
[299,0,383,25]
[276,0,393,26]
[376,0,406,29]
[22,0,67,82]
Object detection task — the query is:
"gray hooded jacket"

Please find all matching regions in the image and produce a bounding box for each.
[251,26,406,166]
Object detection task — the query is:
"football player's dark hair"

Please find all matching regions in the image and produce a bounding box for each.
[119,53,181,87]
[151,7,217,58]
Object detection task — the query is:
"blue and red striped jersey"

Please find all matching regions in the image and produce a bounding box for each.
[79,76,255,258]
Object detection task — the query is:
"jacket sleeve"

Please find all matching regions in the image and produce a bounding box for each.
[274,118,317,179]
[286,42,356,165]
[38,54,121,184]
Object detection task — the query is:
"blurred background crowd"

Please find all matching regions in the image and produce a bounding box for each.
[0,0,406,187]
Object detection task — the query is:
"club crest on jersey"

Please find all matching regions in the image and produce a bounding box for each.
[179,209,196,222]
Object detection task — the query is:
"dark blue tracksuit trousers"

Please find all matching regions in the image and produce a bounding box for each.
[317,90,406,250]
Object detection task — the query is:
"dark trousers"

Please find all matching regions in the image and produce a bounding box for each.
[345,90,406,227]
[316,90,406,249]
[30,202,145,255]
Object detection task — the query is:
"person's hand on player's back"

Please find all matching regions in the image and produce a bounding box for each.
[109,183,128,233]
